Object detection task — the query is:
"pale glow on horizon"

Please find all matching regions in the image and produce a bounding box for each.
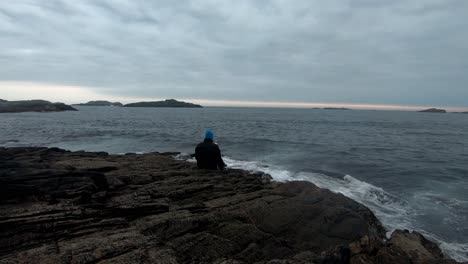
[0,81,128,104]
[1,81,467,112]
[186,99,468,112]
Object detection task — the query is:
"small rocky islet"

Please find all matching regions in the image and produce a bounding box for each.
[0,99,202,113]
[419,108,447,113]
[322,107,352,111]
[0,99,77,113]
[75,101,123,107]
[123,99,203,108]
[76,99,203,108]
[0,147,462,264]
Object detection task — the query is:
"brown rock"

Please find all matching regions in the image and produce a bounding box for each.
[0,148,462,264]
[387,230,448,264]
[349,229,463,264]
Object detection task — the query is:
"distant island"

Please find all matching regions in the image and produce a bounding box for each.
[124,99,202,108]
[419,108,447,113]
[76,100,123,107]
[0,99,77,113]
[323,107,352,110]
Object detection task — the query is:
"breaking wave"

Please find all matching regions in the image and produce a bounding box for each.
[179,154,467,262]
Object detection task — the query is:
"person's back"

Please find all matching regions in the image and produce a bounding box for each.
[195,130,226,170]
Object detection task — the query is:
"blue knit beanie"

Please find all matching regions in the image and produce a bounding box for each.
[205,130,214,140]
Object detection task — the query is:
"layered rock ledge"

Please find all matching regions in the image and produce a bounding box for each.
[0,148,462,264]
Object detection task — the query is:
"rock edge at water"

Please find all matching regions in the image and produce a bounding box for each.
[0,147,463,264]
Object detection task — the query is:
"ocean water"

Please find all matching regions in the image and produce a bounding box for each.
[1,106,467,261]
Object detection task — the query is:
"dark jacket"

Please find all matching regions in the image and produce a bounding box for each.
[195,139,226,170]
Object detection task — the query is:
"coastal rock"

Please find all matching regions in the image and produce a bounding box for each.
[350,230,461,264]
[419,108,447,113]
[0,148,462,263]
[76,101,123,107]
[0,100,77,113]
[124,99,203,108]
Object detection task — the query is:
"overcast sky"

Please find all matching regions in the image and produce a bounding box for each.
[1,0,467,108]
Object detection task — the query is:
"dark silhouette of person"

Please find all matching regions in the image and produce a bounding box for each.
[195,130,226,170]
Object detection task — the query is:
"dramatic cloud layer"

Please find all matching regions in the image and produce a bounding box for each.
[1,0,467,106]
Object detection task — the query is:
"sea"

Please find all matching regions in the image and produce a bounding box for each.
[1,106,467,261]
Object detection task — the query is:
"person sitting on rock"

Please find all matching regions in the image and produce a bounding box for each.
[195,130,226,170]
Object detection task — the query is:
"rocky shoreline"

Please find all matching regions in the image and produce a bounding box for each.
[0,147,463,264]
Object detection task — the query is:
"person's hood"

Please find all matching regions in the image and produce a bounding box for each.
[205,130,214,140]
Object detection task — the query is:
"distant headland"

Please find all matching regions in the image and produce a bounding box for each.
[0,99,77,113]
[419,108,447,113]
[75,101,123,107]
[123,99,203,108]
[323,107,352,110]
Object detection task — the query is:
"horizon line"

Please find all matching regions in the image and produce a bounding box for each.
[1,81,468,112]
[184,99,468,112]
[3,97,468,112]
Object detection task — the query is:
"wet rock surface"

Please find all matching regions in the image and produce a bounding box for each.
[0,148,462,263]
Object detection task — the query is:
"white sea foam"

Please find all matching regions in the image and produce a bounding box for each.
[411,231,468,262]
[439,242,468,262]
[177,154,468,261]
[175,153,195,162]
[223,157,295,182]
[117,152,146,155]
[300,173,415,231]
[224,157,415,231]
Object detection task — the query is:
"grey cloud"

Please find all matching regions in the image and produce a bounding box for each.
[1,0,467,106]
